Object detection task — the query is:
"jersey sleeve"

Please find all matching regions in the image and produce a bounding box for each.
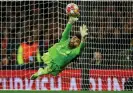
[75,41,85,55]
[17,45,24,65]
[60,23,72,42]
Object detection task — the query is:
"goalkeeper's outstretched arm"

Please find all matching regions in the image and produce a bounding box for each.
[80,24,88,42]
[79,24,88,47]
[60,17,78,42]
[75,24,88,54]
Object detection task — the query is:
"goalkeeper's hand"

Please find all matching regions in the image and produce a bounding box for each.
[68,16,78,24]
[80,24,88,38]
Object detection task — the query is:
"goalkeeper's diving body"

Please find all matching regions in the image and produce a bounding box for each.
[30,17,88,80]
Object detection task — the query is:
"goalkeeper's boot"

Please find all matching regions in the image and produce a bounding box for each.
[30,73,38,80]
[30,68,44,80]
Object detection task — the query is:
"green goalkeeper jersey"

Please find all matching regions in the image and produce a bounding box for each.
[43,23,85,69]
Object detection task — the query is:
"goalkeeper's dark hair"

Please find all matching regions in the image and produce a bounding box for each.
[75,33,81,40]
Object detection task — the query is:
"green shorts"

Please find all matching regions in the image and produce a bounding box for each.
[48,63,61,76]
[42,52,61,76]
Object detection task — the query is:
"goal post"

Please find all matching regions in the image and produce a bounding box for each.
[0,0,133,91]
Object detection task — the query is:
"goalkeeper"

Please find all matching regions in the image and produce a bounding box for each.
[30,16,88,80]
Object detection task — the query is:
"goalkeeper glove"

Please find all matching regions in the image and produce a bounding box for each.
[80,24,88,38]
[68,16,78,24]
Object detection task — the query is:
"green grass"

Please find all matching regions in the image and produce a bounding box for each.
[0,91,133,93]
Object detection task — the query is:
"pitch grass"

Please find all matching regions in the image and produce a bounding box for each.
[0,91,133,93]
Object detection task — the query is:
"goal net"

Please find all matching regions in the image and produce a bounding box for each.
[0,0,133,91]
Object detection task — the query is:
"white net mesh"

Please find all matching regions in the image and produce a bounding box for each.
[0,1,133,91]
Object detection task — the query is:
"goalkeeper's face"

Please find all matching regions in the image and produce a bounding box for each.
[69,36,81,48]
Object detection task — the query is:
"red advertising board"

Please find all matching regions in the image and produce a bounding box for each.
[89,69,133,91]
[0,69,81,90]
[0,69,133,91]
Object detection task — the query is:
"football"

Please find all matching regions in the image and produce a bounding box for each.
[66,3,80,17]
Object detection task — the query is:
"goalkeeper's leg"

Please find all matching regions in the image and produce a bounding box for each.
[30,66,52,80]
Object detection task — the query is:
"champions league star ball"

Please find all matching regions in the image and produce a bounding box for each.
[66,3,80,17]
